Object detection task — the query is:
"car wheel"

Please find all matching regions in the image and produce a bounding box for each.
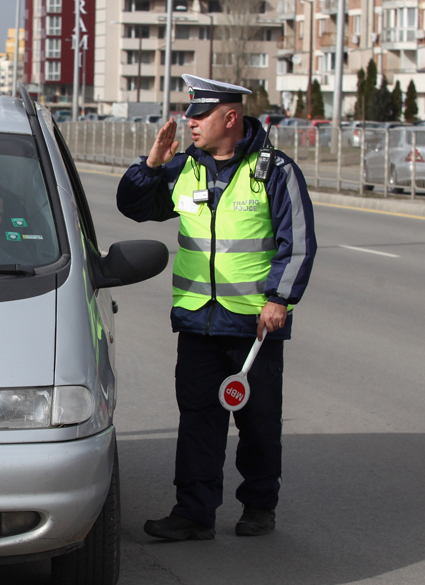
[388,166,403,194]
[363,165,374,191]
[51,440,121,585]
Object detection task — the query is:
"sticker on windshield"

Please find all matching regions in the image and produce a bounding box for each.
[6,232,21,241]
[11,218,28,227]
[23,235,43,240]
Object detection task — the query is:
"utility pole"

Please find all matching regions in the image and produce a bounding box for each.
[137,34,142,102]
[12,0,21,97]
[332,0,345,128]
[72,0,81,122]
[163,0,173,122]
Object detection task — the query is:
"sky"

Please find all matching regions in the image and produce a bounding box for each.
[0,0,23,53]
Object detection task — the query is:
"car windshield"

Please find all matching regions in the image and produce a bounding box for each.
[0,134,60,268]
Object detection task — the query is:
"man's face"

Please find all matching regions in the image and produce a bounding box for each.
[187,106,230,156]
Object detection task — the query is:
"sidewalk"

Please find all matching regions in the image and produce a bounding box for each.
[76,161,425,219]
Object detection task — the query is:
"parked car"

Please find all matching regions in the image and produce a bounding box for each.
[342,120,382,148]
[258,112,287,130]
[0,85,168,582]
[278,117,306,127]
[364,126,425,192]
[145,114,163,124]
[305,119,332,146]
[53,109,72,123]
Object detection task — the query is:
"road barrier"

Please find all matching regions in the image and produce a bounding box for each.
[62,121,425,200]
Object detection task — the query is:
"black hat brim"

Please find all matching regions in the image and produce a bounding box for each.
[185,101,217,118]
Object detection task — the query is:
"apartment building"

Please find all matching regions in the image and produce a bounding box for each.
[277,0,425,118]
[0,28,25,96]
[94,0,284,111]
[23,0,96,107]
[22,0,424,118]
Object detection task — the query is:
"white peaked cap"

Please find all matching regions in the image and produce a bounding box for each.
[181,74,252,117]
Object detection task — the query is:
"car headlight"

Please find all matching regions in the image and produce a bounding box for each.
[0,386,95,429]
[0,388,52,428]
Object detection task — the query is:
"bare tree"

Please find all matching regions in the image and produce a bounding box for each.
[206,0,264,85]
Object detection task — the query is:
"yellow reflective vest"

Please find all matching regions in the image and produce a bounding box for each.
[171,154,292,315]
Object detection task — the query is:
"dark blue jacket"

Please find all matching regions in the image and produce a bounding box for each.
[117,116,317,339]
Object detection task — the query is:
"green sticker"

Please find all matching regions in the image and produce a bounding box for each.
[6,232,21,241]
[11,218,27,227]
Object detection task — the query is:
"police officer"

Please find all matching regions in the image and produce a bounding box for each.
[117,75,317,540]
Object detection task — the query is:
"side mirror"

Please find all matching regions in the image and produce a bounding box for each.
[93,240,169,289]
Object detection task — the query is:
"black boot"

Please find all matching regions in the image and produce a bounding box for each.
[144,514,215,541]
[235,507,276,536]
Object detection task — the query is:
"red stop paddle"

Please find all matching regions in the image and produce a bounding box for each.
[218,327,267,411]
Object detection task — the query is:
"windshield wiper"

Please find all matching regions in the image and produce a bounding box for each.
[0,264,36,276]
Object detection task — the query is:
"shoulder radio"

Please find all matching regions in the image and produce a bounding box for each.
[254,122,275,182]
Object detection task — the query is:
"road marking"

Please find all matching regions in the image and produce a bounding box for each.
[116,424,240,442]
[339,244,400,257]
[313,201,425,220]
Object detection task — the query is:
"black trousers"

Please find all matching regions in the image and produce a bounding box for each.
[171,332,284,528]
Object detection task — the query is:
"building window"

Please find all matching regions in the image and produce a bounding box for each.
[299,20,304,39]
[244,79,267,91]
[246,53,268,67]
[213,52,233,65]
[158,26,165,39]
[47,0,62,13]
[254,28,272,41]
[175,25,190,39]
[125,25,150,38]
[46,16,62,36]
[353,15,361,35]
[277,58,292,75]
[45,61,60,81]
[318,18,327,37]
[160,51,191,65]
[126,50,152,64]
[46,38,61,58]
[125,0,150,10]
[199,27,211,40]
[126,76,152,90]
[160,76,185,91]
[208,0,222,12]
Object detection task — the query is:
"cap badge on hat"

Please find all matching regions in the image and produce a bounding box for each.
[189,87,195,100]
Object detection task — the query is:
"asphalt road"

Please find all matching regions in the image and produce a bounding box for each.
[1,169,424,585]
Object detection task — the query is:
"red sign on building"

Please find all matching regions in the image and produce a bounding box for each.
[24,0,95,101]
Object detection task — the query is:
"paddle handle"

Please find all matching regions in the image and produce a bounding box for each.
[241,327,267,376]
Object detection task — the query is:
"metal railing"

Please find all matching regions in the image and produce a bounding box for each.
[62,121,425,199]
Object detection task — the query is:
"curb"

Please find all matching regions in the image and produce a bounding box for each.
[309,191,425,218]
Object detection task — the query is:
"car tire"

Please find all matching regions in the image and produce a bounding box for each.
[388,166,403,194]
[51,440,121,585]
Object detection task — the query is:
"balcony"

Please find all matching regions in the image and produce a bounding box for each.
[318,32,349,50]
[381,27,418,50]
[277,0,296,20]
[276,35,296,56]
[320,0,338,15]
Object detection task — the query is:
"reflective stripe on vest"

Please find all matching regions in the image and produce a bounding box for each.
[171,154,293,315]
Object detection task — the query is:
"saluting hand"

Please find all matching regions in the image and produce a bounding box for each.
[146,118,179,168]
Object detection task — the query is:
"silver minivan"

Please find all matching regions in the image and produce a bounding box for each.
[0,86,168,582]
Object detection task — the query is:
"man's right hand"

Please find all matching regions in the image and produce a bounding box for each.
[146,118,179,168]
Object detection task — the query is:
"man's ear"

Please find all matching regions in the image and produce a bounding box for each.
[224,109,238,129]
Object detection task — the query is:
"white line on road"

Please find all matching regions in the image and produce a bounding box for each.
[339,245,400,258]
